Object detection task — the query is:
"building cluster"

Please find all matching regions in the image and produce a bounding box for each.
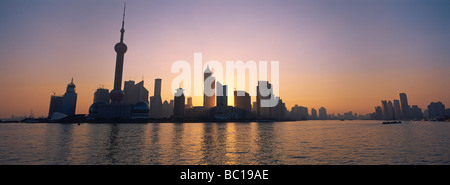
[371,93,449,121]
[45,6,450,123]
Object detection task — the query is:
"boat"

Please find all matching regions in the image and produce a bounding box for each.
[382,121,402,124]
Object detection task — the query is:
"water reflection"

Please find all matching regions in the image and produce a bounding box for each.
[2,121,447,164]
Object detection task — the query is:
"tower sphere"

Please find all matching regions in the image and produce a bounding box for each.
[115,42,128,53]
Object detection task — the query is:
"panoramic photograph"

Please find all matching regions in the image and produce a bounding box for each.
[1,0,449,183]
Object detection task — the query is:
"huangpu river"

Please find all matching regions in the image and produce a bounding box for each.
[0,120,449,165]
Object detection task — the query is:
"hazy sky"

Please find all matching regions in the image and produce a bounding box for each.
[1,0,449,118]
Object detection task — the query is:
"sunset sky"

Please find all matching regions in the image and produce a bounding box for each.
[1,0,449,118]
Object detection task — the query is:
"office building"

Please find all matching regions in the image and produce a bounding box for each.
[173,88,185,119]
[203,65,215,109]
[399,93,410,119]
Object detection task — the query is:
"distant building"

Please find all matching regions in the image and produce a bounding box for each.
[393,99,401,120]
[310,108,318,120]
[123,80,149,104]
[410,105,423,120]
[173,88,185,119]
[427,102,445,118]
[216,81,227,107]
[160,100,174,119]
[48,95,63,118]
[234,90,251,113]
[61,78,77,116]
[203,65,215,109]
[374,106,383,120]
[256,81,273,119]
[93,87,110,103]
[150,78,163,118]
[399,93,410,119]
[319,107,327,120]
[186,97,193,109]
[291,105,308,120]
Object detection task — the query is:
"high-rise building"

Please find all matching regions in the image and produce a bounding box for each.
[123,80,149,104]
[381,100,388,120]
[319,107,327,120]
[399,93,410,120]
[186,97,193,109]
[48,95,63,118]
[386,100,395,120]
[427,102,445,118]
[161,100,173,118]
[374,106,383,120]
[256,81,273,118]
[410,105,423,120]
[216,81,227,107]
[61,78,77,116]
[393,99,401,120]
[110,4,128,104]
[173,88,185,119]
[290,105,308,120]
[93,87,110,103]
[310,108,318,120]
[234,90,251,113]
[203,65,215,109]
[150,78,163,118]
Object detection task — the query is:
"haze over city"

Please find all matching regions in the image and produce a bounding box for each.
[1,0,449,118]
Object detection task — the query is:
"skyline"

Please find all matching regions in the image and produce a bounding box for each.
[1,0,450,118]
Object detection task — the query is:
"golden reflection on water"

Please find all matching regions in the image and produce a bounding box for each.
[1,121,449,164]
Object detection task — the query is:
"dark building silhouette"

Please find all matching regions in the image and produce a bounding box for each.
[427,102,445,118]
[93,87,110,103]
[48,95,63,118]
[150,78,163,118]
[234,90,251,113]
[123,80,149,104]
[216,81,227,107]
[319,107,327,120]
[410,105,423,120]
[393,99,401,120]
[110,4,128,104]
[173,88,185,119]
[256,81,273,118]
[310,108,318,120]
[203,65,215,109]
[399,93,410,120]
[291,105,308,120]
[374,106,383,120]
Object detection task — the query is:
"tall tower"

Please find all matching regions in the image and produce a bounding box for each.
[399,93,409,120]
[61,78,77,115]
[203,65,215,108]
[150,78,163,117]
[110,3,128,104]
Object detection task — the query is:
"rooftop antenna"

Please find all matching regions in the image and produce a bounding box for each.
[120,2,126,43]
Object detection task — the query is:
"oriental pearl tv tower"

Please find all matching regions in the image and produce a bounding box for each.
[110,3,128,104]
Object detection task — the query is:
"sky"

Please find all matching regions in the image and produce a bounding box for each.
[1,0,449,118]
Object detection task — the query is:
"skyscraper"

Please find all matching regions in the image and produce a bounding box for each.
[216,81,227,107]
[203,65,215,109]
[256,81,272,118]
[150,78,163,118]
[110,4,128,104]
[234,90,251,113]
[93,87,110,103]
[61,78,77,116]
[319,107,327,120]
[173,88,185,119]
[427,102,445,118]
[123,80,149,104]
[310,108,318,120]
[381,100,388,120]
[393,99,401,120]
[48,95,63,118]
[399,93,410,120]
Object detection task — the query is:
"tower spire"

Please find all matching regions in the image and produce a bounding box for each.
[120,2,126,43]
